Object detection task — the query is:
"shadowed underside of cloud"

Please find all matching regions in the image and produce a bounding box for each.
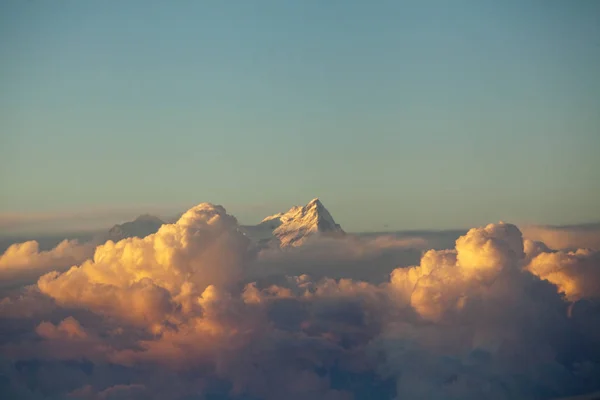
[1,203,599,400]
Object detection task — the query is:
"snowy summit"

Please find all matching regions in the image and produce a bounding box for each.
[99,199,344,249]
[243,198,345,247]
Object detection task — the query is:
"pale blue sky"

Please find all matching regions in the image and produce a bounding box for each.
[1,0,599,232]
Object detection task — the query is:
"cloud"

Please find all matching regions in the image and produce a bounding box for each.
[68,384,148,400]
[1,204,600,399]
[380,223,585,399]
[36,316,88,340]
[251,234,427,283]
[521,223,600,251]
[526,248,600,302]
[37,203,250,329]
[0,239,94,290]
[388,222,527,321]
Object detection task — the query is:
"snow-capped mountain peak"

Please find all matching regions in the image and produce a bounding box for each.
[240,198,345,248]
[254,198,344,247]
[100,199,343,249]
[260,213,285,224]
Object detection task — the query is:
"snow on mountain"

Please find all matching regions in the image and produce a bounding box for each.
[97,199,342,248]
[106,214,165,241]
[242,198,344,248]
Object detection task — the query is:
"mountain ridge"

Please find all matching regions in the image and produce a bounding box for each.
[106,214,165,242]
[242,198,345,248]
[100,198,344,248]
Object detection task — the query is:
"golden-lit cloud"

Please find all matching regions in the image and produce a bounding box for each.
[389,222,526,321]
[526,248,600,301]
[1,204,599,400]
[0,239,94,288]
[37,203,249,328]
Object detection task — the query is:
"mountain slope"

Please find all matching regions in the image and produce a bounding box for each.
[98,199,342,248]
[243,198,344,247]
[106,214,165,241]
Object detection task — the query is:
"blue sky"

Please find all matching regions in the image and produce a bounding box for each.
[1,0,599,232]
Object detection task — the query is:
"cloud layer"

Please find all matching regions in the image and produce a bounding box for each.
[1,203,599,399]
[521,223,600,251]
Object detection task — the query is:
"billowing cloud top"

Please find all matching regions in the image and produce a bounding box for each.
[37,203,250,328]
[1,203,599,400]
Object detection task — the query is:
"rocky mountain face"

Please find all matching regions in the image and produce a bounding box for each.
[106,214,165,242]
[242,198,344,248]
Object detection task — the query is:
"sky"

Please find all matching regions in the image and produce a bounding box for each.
[1,0,599,232]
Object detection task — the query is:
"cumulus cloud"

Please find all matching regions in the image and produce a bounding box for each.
[380,223,586,399]
[1,203,600,399]
[527,248,600,302]
[37,203,250,329]
[0,239,94,290]
[388,222,527,321]
[36,316,89,340]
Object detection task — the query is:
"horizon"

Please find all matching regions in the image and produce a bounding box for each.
[2,195,600,237]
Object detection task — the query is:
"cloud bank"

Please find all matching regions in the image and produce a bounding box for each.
[521,223,600,251]
[1,203,599,399]
[0,239,94,291]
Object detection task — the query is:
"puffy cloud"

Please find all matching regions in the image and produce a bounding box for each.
[376,223,597,399]
[37,203,250,329]
[389,223,527,321]
[36,316,88,340]
[526,248,600,301]
[1,206,600,399]
[0,239,94,290]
